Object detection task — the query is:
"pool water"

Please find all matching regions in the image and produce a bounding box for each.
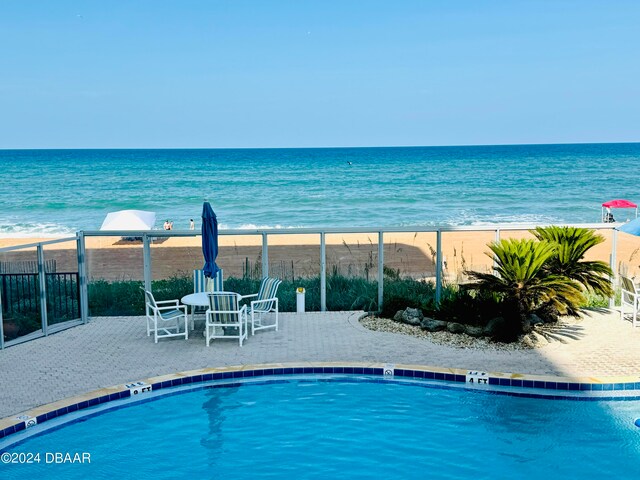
[1,377,639,479]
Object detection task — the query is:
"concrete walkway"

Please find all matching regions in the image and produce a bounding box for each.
[0,310,639,418]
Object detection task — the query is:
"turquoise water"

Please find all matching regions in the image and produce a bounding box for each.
[1,378,639,479]
[1,143,639,236]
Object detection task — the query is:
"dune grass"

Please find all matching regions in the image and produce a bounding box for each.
[86,273,444,316]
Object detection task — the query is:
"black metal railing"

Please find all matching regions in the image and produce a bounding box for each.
[1,273,41,341]
[46,272,81,325]
[1,273,40,316]
[1,272,81,341]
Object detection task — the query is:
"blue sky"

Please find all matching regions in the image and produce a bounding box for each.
[1,1,639,148]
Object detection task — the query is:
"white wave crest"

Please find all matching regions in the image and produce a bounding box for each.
[218,223,307,230]
[0,222,77,238]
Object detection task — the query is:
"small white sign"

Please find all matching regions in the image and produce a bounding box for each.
[16,415,37,429]
[125,381,152,396]
[383,364,395,376]
[466,371,489,385]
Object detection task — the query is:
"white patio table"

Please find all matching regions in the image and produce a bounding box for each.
[181,292,210,331]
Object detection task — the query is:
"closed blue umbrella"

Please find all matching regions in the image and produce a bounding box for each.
[617,218,640,236]
[202,202,220,278]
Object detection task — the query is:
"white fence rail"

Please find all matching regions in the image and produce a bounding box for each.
[0,223,620,349]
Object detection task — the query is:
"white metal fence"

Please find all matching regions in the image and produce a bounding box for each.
[0,222,621,349]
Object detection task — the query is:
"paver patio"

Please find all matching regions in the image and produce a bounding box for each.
[0,309,638,419]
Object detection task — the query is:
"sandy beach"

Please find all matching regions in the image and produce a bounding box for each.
[1,228,639,282]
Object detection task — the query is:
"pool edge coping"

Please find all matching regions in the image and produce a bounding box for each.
[2,361,640,440]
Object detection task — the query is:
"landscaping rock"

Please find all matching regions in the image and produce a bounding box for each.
[393,310,404,322]
[2,322,18,338]
[401,308,424,326]
[447,322,465,334]
[521,334,536,349]
[484,316,506,336]
[360,315,538,351]
[421,318,448,332]
[464,325,485,337]
[528,314,544,326]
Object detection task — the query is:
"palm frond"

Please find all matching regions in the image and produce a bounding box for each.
[531,226,613,297]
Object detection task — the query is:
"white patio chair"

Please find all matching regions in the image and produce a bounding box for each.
[620,275,639,327]
[241,277,282,335]
[205,292,248,347]
[190,269,224,328]
[142,289,189,343]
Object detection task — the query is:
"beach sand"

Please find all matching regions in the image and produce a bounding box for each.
[1,228,639,282]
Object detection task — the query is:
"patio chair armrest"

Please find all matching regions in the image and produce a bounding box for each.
[155,299,180,306]
[251,297,278,307]
[240,293,259,300]
[156,305,184,312]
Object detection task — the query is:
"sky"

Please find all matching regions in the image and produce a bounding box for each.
[1,1,639,149]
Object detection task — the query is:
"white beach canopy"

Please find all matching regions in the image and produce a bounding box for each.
[100,210,156,231]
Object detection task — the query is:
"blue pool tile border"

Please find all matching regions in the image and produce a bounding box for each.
[2,364,639,442]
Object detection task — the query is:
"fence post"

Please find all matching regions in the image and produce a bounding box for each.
[610,227,618,308]
[0,280,4,349]
[378,231,384,312]
[261,233,269,279]
[77,233,89,324]
[435,229,442,304]
[1,274,6,316]
[493,228,500,274]
[143,234,152,292]
[77,232,89,323]
[320,232,326,312]
[37,244,48,336]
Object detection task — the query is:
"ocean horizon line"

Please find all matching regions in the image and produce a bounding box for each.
[1,140,639,152]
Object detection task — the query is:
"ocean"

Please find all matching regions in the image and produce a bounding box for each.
[0,143,638,237]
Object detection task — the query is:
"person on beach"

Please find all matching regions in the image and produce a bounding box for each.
[189,219,195,230]
[163,220,172,230]
[604,207,615,223]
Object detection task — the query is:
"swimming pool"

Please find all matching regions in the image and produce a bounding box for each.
[1,376,639,479]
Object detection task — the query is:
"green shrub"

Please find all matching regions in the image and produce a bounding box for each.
[88,279,145,316]
[86,274,441,317]
[2,312,41,341]
[463,227,614,341]
[379,278,437,318]
[434,288,501,327]
[225,277,322,312]
[151,276,193,302]
[582,292,610,308]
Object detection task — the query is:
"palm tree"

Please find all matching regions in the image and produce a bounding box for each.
[464,238,584,340]
[531,226,613,298]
